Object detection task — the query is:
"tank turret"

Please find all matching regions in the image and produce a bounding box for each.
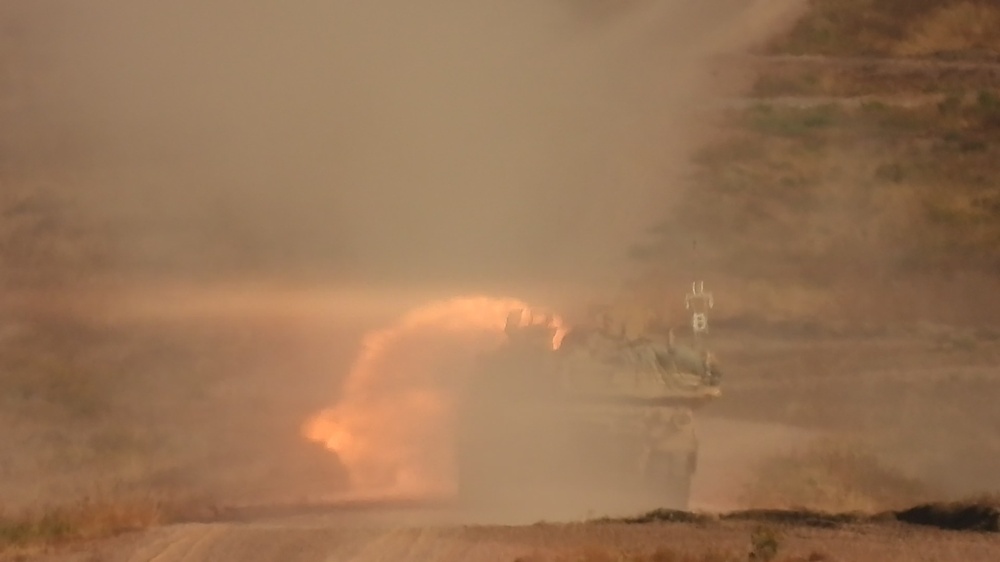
[455,283,722,520]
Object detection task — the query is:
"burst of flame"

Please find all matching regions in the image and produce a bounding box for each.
[302,295,565,499]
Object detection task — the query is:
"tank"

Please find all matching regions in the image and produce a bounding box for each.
[455,284,722,520]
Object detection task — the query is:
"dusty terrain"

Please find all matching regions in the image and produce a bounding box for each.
[3,0,1000,561]
[4,287,996,562]
[31,507,1000,562]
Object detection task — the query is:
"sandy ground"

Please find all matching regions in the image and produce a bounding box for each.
[34,507,1000,562]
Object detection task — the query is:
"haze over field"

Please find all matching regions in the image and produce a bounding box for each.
[7,0,796,299]
[6,3,1000,559]
[0,0,820,514]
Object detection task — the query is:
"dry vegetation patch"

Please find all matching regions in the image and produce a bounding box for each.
[740,438,932,512]
[636,87,1000,325]
[634,0,1000,329]
[896,498,1000,532]
[686,95,1000,270]
[895,2,1000,58]
[0,497,165,556]
[763,0,1000,59]
[0,492,234,557]
[748,59,1000,98]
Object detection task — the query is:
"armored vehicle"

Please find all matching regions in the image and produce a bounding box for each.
[455,285,722,519]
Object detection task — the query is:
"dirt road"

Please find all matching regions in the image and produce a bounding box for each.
[38,506,1000,562]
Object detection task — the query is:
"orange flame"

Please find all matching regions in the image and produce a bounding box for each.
[302,295,565,499]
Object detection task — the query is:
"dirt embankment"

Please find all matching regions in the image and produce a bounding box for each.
[24,502,1000,562]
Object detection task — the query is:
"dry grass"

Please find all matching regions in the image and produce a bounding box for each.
[740,438,932,512]
[632,0,1000,330]
[763,0,1000,59]
[0,491,234,558]
[636,90,1000,325]
[0,497,165,555]
[895,2,1000,58]
[0,187,113,289]
[748,60,1000,98]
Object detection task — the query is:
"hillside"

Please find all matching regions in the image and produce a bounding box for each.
[624,0,1000,511]
[633,0,1000,327]
[2,2,1000,559]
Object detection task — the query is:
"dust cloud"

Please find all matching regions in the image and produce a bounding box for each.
[0,0,817,515]
[20,0,786,298]
[303,296,566,501]
[6,0,996,524]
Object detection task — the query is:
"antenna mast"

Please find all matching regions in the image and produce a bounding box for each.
[684,281,713,349]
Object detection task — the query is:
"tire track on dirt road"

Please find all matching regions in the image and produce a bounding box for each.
[79,522,526,562]
[133,525,224,562]
[112,522,384,562]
